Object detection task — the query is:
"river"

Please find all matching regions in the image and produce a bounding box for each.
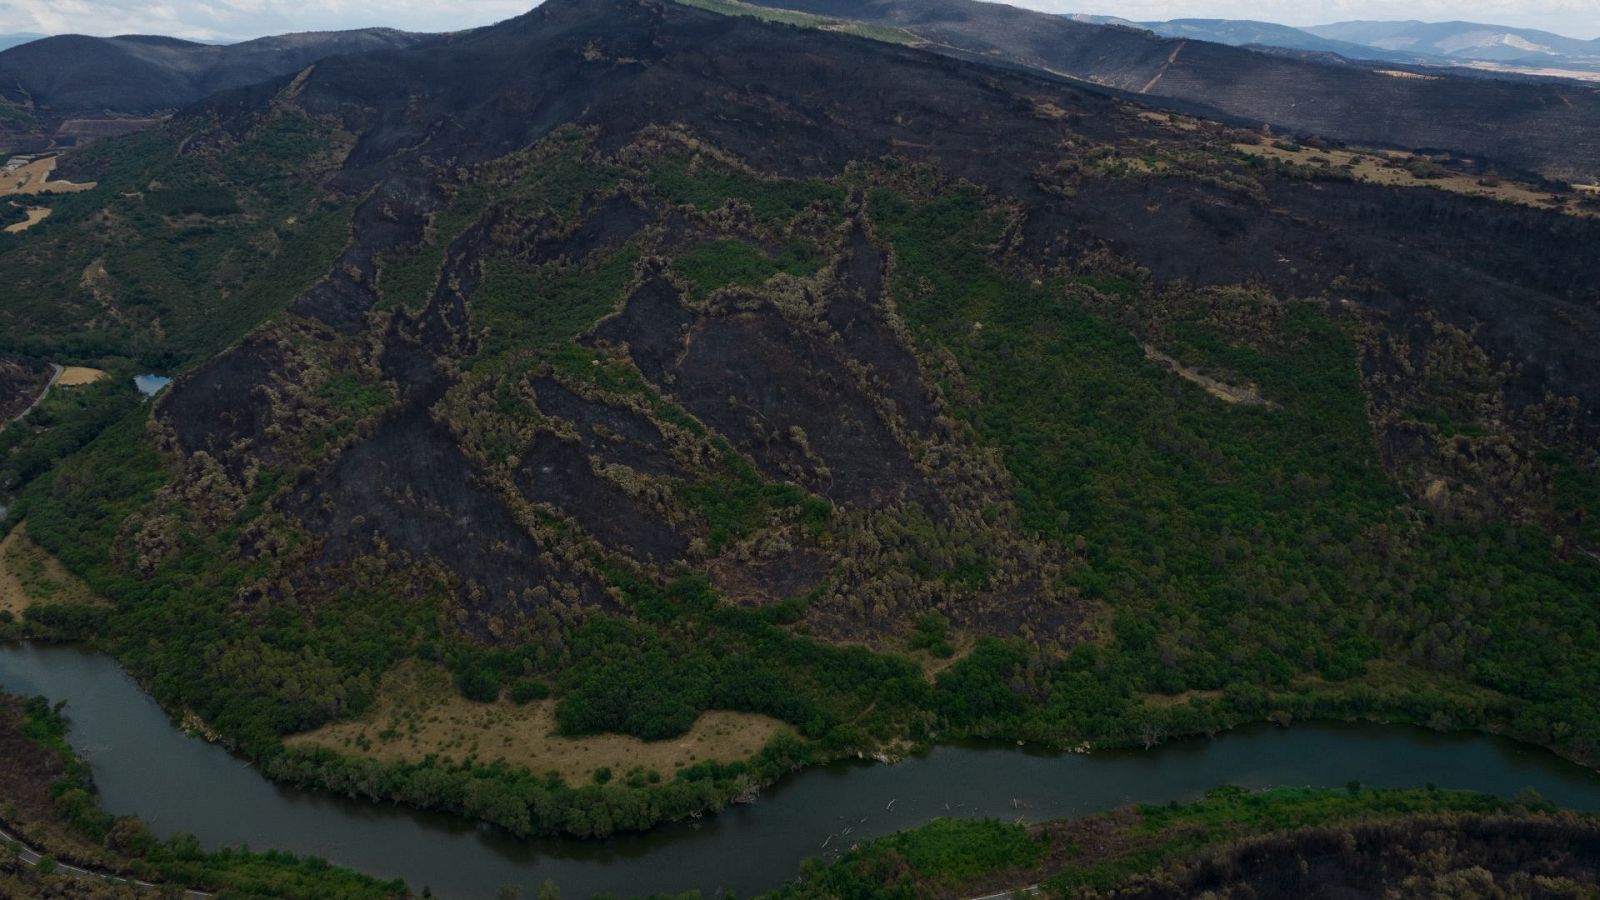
[3,642,1600,898]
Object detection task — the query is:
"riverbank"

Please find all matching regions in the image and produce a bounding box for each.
[0,819,211,899]
[8,640,1600,899]
[0,687,408,899]
[767,786,1600,898]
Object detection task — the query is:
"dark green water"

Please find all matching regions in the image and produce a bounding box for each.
[4,642,1600,899]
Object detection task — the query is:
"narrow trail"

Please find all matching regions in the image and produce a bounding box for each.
[1139,40,1186,94]
[0,820,212,898]
[3,363,62,431]
[966,884,1041,900]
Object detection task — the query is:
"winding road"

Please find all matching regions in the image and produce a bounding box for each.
[0,820,211,898]
[3,363,62,431]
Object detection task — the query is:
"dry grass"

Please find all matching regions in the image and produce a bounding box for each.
[286,660,792,783]
[0,156,94,197]
[1373,69,1440,81]
[1458,61,1600,83]
[0,523,104,616]
[1137,110,1201,131]
[54,366,107,387]
[3,206,49,233]
[1233,142,1598,218]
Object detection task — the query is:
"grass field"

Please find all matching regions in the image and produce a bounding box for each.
[53,367,106,387]
[0,523,103,616]
[0,156,95,197]
[287,660,793,784]
[2,206,49,233]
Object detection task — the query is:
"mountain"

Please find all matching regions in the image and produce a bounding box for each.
[2,0,1598,852]
[0,28,432,113]
[0,28,435,153]
[1116,18,1434,64]
[737,0,1600,181]
[0,33,46,52]
[1309,20,1600,64]
[1083,16,1600,78]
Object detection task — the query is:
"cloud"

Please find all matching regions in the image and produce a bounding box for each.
[0,0,532,40]
[0,0,1594,42]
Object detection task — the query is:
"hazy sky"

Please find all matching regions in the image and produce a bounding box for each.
[1,0,1596,42]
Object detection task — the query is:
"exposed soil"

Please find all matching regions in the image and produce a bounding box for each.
[1141,344,1275,408]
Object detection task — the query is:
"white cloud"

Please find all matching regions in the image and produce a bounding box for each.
[0,0,531,40]
[0,0,1594,42]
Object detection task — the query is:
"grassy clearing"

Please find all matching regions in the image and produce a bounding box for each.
[1234,141,1598,216]
[0,156,95,197]
[53,366,106,387]
[286,660,792,784]
[0,522,104,616]
[2,206,48,233]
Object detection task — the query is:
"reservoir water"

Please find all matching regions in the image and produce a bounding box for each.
[3,642,1600,898]
[133,374,171,398]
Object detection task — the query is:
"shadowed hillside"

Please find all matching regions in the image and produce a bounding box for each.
[0,28,434,152]
[739,0,1600,180]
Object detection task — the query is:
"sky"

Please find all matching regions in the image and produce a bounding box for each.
[0,0,1596,42]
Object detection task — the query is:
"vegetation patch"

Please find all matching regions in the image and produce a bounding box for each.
[1233,140,1600,217]
[0,691,408,898]
[768,786,1570,899]
[286,659,792,784]
[0,522,104,616]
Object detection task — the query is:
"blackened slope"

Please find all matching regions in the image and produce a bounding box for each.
[739,0,1600,179]
[259,0,1131,192]
[0,28,433,114]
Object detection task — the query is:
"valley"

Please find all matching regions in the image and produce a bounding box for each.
[0,0,1596,895]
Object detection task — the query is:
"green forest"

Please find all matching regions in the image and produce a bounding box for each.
[765,785,1591,898]
[2,108,1597,846]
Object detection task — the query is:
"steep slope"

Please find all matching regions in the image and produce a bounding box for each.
[0,28,435,153]
[0,29,432,113]
[737,0,1600,180]
[6,0,1599,841]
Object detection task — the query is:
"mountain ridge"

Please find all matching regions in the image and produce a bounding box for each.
[736,0,1600,180]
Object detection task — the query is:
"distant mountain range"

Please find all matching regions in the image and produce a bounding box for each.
[0,34,46,52]
[0,28,436,153]
[0,29,432,114]
[743,0,1600,180]
[1068,15,1600,78]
